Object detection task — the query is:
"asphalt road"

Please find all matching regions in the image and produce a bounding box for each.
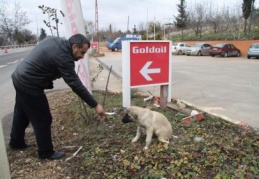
[0,51,32,143]
[97,52,259,129]
[0,49,69,143]
[0,52,30,119]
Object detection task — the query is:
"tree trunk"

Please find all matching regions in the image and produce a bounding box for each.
[244,19,247,36]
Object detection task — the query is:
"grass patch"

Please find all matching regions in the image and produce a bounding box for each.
[60,90,259,178]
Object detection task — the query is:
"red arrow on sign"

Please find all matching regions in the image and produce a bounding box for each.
[140,61,161,81]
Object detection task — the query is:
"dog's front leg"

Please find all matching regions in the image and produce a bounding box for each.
[144,128,154,150]
[132,126,142,143]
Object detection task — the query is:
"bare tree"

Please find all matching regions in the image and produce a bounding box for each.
[21,29,36,43]
[148,21,162,36]
[0,0,30,44]
[137,21,146,35]
[0,1,12,44]
[228,5,243,39]
[99,24,124,42]
[219,6,230,32]
[84,20,94,41]
[208,4,222,34]
[187,0,209,38]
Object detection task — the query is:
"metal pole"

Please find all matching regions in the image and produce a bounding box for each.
[154,17,155,40]
[154,6,156,40]
[146,9,148,40]
[163,24,165,40]
[36,15,39,43]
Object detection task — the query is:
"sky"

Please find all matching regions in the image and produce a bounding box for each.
[12,0,259,37]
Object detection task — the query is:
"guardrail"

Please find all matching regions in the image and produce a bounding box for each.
[0,44,35,49]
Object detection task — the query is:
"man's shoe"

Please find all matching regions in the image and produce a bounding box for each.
[9,143,30,150]
[40,151,65,160]
[49,151,65,160]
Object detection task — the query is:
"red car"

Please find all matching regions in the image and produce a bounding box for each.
[209,43,241,57]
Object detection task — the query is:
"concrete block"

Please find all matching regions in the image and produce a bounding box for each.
[182,113,204,125]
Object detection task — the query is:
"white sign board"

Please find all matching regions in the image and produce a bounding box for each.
[122,41,172,108]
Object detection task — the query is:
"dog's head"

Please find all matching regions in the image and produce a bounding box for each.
[122,107,138,123]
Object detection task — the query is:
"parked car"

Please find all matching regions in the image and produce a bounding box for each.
[209,43,241,57]
[185,43,212,56]
[109,36,140,51]
[171,42,190,55]
[106,40,113,49]
[247,43,259,59]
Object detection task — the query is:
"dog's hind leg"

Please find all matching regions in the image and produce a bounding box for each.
[144,128,154,150]
[132,126,142,143]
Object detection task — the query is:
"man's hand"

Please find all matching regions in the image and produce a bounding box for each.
[95,104,105,116]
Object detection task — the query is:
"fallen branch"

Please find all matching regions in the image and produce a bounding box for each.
[65,146,83,161]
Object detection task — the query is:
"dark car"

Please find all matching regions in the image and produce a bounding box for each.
[209,43,241,57]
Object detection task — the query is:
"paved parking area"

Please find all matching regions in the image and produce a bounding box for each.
[169,55,259,126]
[97,51,259,129]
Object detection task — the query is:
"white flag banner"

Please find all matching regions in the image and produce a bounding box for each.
[60,0,92,93]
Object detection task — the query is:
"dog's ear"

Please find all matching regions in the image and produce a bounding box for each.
[128,108,138,119]
[131,113,138,119]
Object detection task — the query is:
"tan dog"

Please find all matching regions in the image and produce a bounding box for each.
[122,106,172,150]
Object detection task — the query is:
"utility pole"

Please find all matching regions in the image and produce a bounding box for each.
[94,0,99,54]
[146,9,148,40]
[154,16,156,40]
[153,6,156,40]
[36,15,39,43]
[127,16,129,33]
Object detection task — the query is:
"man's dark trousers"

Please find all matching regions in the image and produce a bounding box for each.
[9,86,54,158]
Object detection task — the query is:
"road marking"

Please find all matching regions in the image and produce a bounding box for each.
[0,58,23,69]
[7,60,20,65]
[0,65,7,68]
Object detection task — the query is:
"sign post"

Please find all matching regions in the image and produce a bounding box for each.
[91,41,99,49]
[122,41,172,108]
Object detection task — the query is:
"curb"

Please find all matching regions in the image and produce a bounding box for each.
[95,58,121,79]
[167,99,258,131]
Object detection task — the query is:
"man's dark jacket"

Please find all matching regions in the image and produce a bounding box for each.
[12,37,97,108]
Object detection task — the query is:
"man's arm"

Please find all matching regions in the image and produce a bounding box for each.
[57,55,104,115]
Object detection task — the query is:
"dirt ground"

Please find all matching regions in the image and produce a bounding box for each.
[7,46,112,179]
[7,90,83,179]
